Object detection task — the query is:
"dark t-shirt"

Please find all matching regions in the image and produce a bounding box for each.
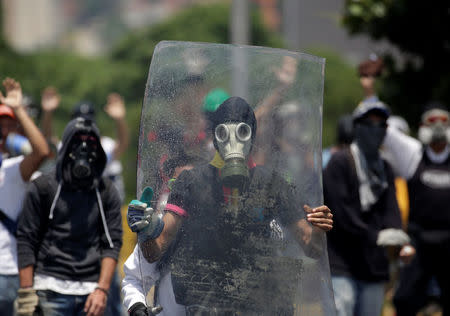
[408,151,450,244]
[163,163,305,311]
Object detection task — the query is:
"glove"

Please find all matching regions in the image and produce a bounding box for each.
[127,187,164,243]
[377,228,410,246]
[17,288,39,316]
[129,302,149,316]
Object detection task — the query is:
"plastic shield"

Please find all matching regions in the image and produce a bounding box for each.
[137,41,335,315]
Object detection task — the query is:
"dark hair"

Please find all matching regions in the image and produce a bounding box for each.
[358,58,384,77]
[337,114,353,145]
[211,97,257,150]
[71,101,96,121]
[422,101,448,115]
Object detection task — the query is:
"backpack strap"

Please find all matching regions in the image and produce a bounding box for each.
[0,209,18,236]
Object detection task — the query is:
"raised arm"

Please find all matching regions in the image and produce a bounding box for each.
[104,93,129,160]
[254,56,297,122]
[40,86,60,140]
[0,78,49,181]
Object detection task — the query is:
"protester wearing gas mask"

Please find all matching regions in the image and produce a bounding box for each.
[0,78,49,316]
[382,102,450,316]
[125,97,333,315]
[324,101,415,316]
[16,117,122,316]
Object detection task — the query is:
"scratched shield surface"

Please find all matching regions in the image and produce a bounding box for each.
[137,41,336,315]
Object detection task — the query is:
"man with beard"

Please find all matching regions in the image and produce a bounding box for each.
[16,117,122,316]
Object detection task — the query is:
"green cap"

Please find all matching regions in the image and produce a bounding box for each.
[202,88,230,113]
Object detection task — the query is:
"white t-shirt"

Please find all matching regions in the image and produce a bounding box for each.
[101,136,123,176]
[122,245,186,315]
[0,155,27,275]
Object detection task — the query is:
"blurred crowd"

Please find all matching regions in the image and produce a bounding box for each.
[0,53,448,316]
[323,57,449,316]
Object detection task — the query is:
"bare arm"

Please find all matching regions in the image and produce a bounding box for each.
[19,265,34,288]
[0,78,49,181]
[141,211,183,263]
[84,257,117,316]
[254,56,298,122]
[104,93,129,160]
[40,86,60,140]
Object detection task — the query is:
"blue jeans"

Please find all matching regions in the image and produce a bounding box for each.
[0,274,19,316]
[36,290,88,316]
[332,276,385,316]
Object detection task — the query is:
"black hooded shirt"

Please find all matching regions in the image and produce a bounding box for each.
[16,118,122,282]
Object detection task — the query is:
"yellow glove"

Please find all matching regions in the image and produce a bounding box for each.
[17,288,39,316]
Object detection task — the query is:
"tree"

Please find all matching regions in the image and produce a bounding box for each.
[342,0,450,125]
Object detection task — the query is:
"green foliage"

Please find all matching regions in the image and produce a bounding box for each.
[307,48,363,147]
[342,0,450,124]
[0,2,362,201]
[0,3,285,202]
[111,2,283,101]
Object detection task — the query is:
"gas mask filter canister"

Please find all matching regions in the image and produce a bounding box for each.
[69,134,98,179]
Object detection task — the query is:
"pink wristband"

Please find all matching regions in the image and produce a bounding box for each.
[166,203,188,218]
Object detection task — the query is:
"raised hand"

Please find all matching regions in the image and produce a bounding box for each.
[104,93,126,120]
[274,56,298,87]
[127,187,165,243]
[41,86,60,112]
[0,77,23,109]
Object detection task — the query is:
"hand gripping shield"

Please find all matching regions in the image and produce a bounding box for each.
[137,41,336,315]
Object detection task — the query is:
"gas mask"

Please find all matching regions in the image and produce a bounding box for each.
[215,122,252,188]
[68,134,98,179]
[418,108,450,145]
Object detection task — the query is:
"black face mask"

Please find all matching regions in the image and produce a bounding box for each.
[354,121,387,161]
[68,135,98,180]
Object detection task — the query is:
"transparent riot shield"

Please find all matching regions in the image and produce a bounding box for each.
[137,41,336,315]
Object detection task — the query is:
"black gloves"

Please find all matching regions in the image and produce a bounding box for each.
[129,303,148,316]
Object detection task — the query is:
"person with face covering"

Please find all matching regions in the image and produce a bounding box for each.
[382,102,450,316]
[125,97,333,316]
[15,117,123,316]
[323,101,415,316]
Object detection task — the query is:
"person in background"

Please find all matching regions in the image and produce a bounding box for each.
[358,54,384,103]
[0,77,49,316]
[322,114,353,168]
[384,102,450,316]
[324,100,415,316]
[41,90,129,202]
[70,96,129,316]
[16,117,123,316]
